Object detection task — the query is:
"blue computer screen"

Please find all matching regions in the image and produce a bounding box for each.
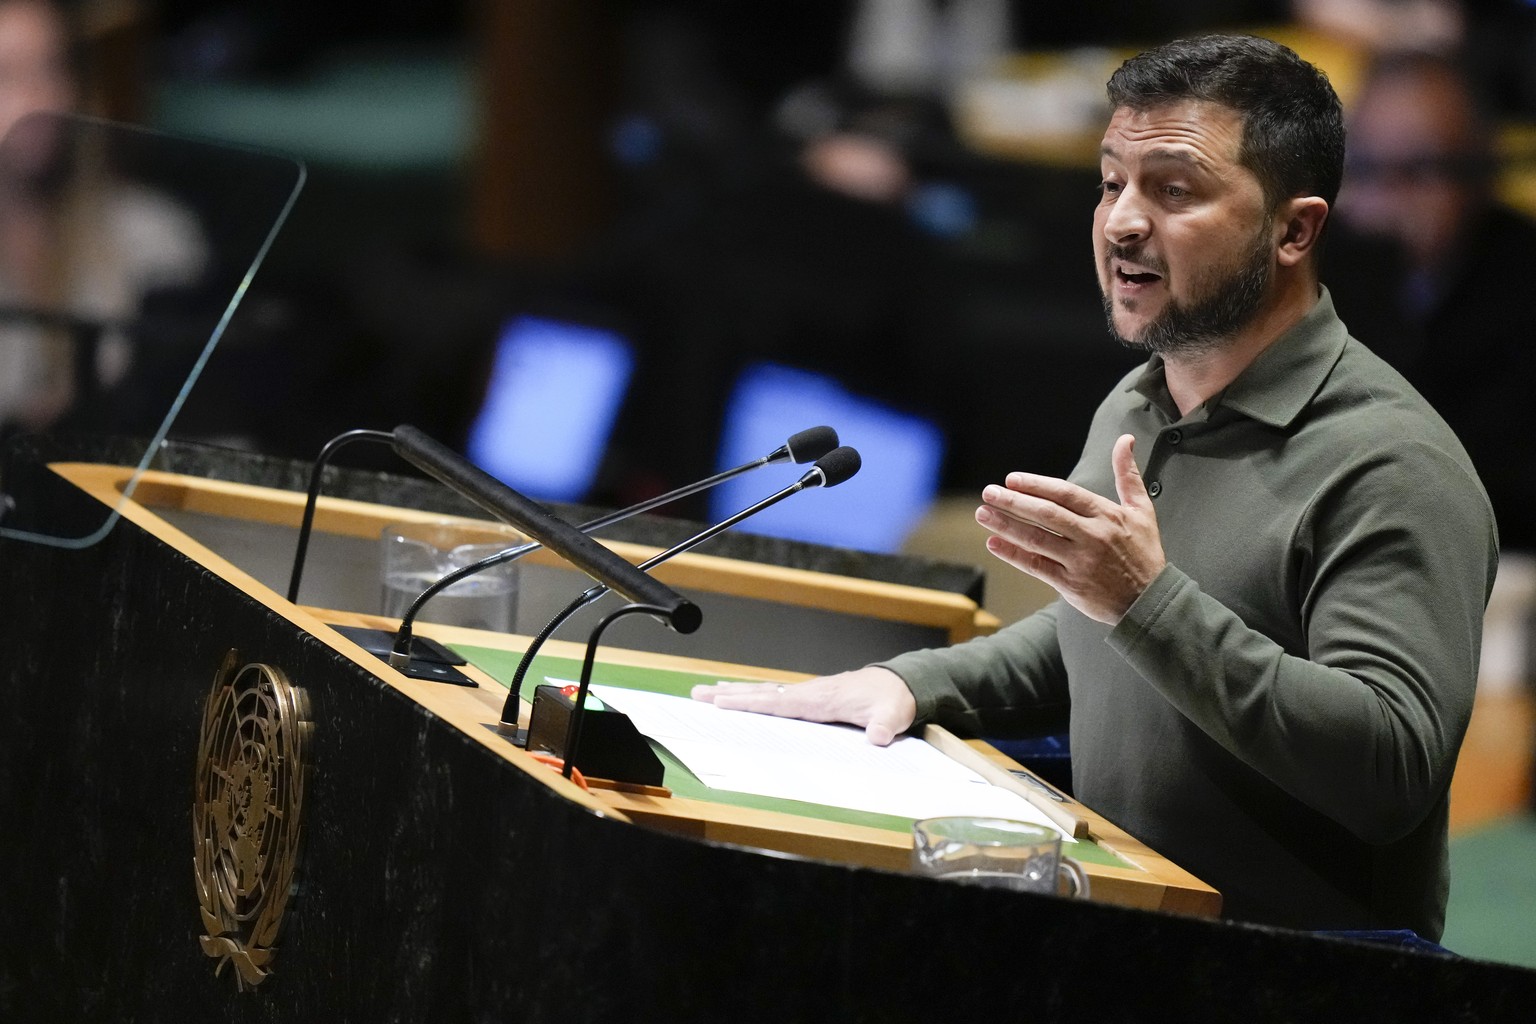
[709,362,945,553]
[465,314,635,502]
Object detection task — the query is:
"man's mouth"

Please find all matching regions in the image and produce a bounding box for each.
[1107,244,1165,289]
[1115,264,1163,286]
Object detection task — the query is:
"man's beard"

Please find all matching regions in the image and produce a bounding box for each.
[1101,220,1274,356]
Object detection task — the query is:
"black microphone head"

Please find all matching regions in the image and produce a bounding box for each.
[785,425,839,464]
[811,446,862,488]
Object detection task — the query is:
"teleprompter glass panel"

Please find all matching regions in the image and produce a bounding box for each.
[0,112,304,547]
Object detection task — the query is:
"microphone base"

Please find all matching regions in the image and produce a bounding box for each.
[330,625,478,687]
[392,660,478,686]
[331,625,467,666]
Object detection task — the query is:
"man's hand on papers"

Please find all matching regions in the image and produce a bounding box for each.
[690,667,918,746]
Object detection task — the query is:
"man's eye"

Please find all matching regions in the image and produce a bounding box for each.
[1164,185,1189,198]
[1098,181,1122,196]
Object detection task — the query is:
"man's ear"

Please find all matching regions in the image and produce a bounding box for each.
[1276,196,1329,267]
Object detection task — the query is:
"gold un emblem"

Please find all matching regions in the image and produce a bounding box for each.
[193,650,310,989]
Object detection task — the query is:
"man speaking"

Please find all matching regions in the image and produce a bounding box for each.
[695,34,1497,940]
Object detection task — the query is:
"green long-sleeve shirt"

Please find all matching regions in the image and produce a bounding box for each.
[882,289,1497,938]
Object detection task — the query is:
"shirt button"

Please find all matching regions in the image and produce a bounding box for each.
[1147,480,1162,498]
[1167,429,1183,445]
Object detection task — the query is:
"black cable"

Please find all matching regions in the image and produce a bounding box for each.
[286,428,394,604]
[499,584,608,732]
[563,604,668,780]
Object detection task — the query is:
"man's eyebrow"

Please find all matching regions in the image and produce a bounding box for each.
[1099,145,1214,172]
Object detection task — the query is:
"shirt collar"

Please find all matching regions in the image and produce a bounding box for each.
[1127,287,1349,429]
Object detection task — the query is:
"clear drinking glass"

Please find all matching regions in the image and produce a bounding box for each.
[379,519,523,632]
[912,816,1090,896]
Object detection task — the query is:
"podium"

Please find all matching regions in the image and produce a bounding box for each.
[2,437,1532,1022]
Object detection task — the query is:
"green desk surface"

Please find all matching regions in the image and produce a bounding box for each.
[457,643,1129,870]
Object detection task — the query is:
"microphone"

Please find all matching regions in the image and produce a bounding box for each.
[622,445,862,578]
[503,446,862,744]
[387,424,701,645]
[768,425,840,466]
[379,425,840,672]
[287,424,837,607]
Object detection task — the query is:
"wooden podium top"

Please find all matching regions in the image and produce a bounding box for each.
[52,460,1220,918]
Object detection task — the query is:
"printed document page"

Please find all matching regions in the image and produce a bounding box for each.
[586,683,1070,840]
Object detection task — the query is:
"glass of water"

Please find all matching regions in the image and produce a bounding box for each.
[912,816,1089,897]
[379,519,523,633]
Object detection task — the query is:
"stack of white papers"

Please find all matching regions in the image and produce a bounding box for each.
[584,683,1071,841]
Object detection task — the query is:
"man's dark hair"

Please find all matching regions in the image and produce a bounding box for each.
[1106,34,1345,210]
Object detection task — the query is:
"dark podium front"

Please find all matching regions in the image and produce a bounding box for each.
[1,442,1531,1022]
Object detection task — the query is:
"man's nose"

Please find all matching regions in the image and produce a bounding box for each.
[1102,189,1151,245]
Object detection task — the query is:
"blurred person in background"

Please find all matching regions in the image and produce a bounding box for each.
[1292,0,1536,118]
[0,0,81,430]
[1328,51,1536,553]
[1291,0,1466,56]
[0,0,205,438]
